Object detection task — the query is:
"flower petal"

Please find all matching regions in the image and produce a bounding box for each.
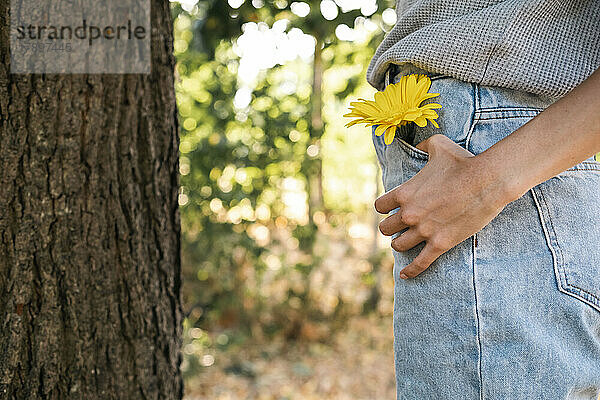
[345,119,366,127]
[352,102,382,115]
[415,117,427,127]
[374,91,392,112]
[345,73,443,133]
[406,75,418,105]
[403,110,422,120]
[421,102,442,109]
[421,110,439,119]
[419,93,441,102]
[386,84,398,109]
[374,124,388,136]
[400,77,407,103]
[414,75,432,102]
[384,125,396,145]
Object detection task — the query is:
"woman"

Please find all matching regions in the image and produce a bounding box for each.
[365,1,600,399]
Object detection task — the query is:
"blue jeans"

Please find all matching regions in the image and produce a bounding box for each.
[373,63,600,400]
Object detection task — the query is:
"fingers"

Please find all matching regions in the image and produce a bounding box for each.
[391,229,425,252]
[379,211,409,236]
[398,241,445,279]
[374,191,397,214]
[375,187,406,214]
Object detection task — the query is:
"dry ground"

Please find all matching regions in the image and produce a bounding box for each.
[184,315,396,400]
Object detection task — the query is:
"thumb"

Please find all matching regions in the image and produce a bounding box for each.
[415,134,475,158]
[413,133,443,154]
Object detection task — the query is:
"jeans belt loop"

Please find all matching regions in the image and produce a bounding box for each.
[385,65,390,88]
[386,63,399,88]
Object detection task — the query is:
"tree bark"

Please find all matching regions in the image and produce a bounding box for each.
[0,1,183,399]
[308,36,324,214]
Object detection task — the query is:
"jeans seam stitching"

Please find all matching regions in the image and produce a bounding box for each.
[476,107,545,112]
[372,127,387,187]
[474,115,540,121]
[563,163,600,172]
[540,182,600,308]
[530,186,569,299]
[464,83,479,153]
[564,169,600,172]
[532,185,600,312]
[540,186,600,310]
[472,235,484,400]
[537,186,567,281]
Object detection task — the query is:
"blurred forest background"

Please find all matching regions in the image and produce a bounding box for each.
[172,1,398,398]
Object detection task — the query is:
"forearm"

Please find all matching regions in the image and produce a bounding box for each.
[475,67,600,204]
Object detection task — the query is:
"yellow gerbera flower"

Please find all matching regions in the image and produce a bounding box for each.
[343,74,442,145]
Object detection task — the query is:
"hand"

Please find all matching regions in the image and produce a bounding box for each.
[375,134,513,279]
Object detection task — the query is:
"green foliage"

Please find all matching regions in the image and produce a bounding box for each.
[173,0,398,376]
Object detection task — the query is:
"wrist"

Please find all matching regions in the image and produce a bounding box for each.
[467,151,528,207]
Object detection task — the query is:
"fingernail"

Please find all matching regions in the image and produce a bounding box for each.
[400,273,408,279]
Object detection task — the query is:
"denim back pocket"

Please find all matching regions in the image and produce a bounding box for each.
[531,166,600,313]
[469,104,600,314]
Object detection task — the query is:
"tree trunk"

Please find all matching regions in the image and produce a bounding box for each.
[0,1,183,399]
[307,36,324,214]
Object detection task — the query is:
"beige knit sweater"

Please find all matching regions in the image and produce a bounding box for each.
[367,0,600,98]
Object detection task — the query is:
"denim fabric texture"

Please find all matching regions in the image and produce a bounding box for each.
[373,63,600,400]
